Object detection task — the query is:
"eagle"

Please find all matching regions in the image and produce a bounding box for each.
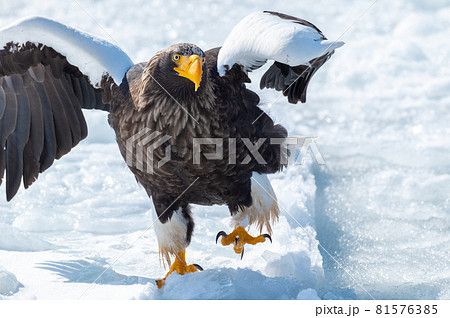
[0,11,343,287]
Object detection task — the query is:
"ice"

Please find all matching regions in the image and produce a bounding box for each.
[297,288,320,300]
[0,0,449,300]
[0,267,22,296]
[139,268,301,300]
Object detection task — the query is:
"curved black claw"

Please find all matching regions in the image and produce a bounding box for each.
[240,247,245,260]
[193,264,204,271]
[216,231,228,244]
[262,234,272,243]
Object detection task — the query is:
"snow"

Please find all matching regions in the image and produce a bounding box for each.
[0,16,134,85]
[217,11,344,75]
[0,223,56,251]
[139,268,302,300]
[0,267,22,297]
[0,0,449,300]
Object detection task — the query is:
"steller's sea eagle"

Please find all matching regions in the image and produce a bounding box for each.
[0,11,343,287]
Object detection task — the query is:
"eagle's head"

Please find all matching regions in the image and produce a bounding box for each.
[135,43,210,111]
[148,43,207,94]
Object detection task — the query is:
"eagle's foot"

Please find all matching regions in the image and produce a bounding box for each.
[156,251,203,288]
[215,226,272,259]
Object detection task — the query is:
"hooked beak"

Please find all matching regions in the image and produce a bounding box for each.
[174,54,203,91]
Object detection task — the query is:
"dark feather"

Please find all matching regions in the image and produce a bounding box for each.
[6,81,31,201]
[260,53,333,104]
[42,71,72,158]
[0,41,112,199]
[51,75,82,145]
[69,75,83,105]
[0,79,18,186]
[60,73,88,140]
[34,81,57,172]
[0,79,5,119]
[106,45,287,228]
[28,64,46,83]
[78,76,91,108]
[49,55,65,78]
[22,82,44,188]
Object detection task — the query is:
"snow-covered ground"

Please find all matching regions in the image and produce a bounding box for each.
[1,0,449,300]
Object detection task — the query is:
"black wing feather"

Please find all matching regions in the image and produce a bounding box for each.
[0,80,5,118]
[60,73,88,139]
[42,71,73,159]
[69,75,84,105]
[51,74,82,145]
[78,76,92,108]
[0,41,113,200]
[6,84,31,201]
[22,82,44,188]
[260,53,333,104]
[34,81,57,173]
[0,79,18,186]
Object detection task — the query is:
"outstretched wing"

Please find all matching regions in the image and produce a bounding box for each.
[0,16,134,201]
[217,11,344,104]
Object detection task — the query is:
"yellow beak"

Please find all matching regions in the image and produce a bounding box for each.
[174,54,203,91]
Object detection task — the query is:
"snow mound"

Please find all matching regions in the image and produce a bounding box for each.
[263,251,323,290]
[139,268,306,300]
[0,267,22,296]
[0,223,56,251]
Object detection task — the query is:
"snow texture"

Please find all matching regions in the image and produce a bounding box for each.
[0,0,449,300]
[0,16,134,85]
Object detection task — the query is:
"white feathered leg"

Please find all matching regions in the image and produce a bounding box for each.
[231,172,279,234]
[151,203,202,288]
[152,207,191,266]
[216,172,278,258]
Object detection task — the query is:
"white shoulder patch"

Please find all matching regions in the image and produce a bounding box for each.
[0,16,134,86]
[217,11,344,76]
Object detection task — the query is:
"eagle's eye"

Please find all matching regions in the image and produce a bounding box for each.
[172,54,181,62]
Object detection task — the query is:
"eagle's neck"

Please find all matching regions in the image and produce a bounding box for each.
[122,69,220,143]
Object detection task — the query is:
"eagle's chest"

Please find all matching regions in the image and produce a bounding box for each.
[111,97,232,170]
[110,104,248,206]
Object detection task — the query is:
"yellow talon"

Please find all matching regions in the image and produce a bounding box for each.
[156,250,202,288]
[215,226,272,259]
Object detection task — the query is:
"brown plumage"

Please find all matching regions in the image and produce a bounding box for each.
[0,12,341,268]
[108,44,288,260]
[0,40,287,260]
